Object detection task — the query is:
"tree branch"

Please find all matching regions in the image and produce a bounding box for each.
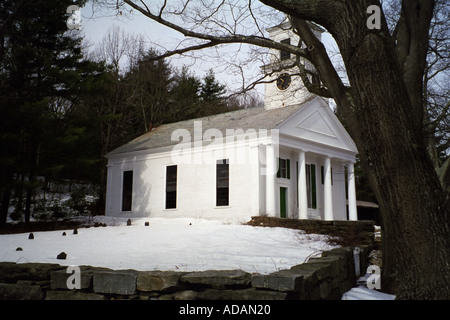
[394,10,409,75]
[248,0,265,37]
[156,40,220,60]
[289,17,350,106]
[400,0,436,131]
[122,0,309,58]
[120,1,353,105]
[259,0,340,28]
[120,1,352,104]
[425,101,450,129]
[295,55,332,98]
[439,156,450,192]
[158,0,167,18]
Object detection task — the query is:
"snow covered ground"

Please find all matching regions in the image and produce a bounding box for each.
[0,217,337,274]
[0,216,395,300]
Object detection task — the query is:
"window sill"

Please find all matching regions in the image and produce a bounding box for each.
[214,206,231,209]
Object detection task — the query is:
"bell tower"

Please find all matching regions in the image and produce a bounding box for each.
[263,20,324,110]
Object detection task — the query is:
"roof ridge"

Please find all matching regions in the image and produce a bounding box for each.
[106,97,317,157]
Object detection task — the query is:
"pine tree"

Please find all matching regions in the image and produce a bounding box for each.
[124,49,173,132]
[0,0,93,224]
[168,66,202,121]
[200,69,226,102]
[199,69,229,116]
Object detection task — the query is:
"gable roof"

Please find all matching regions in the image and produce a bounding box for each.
[106,96,358,158]
[106,97,316,157]
[278,97,358,154]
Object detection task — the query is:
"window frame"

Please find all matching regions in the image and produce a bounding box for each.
[280,38,291,61]
[216,159,229,207]
[165,165,178,209]
[121,170,133,212]
[277,158,290,179]
[306,164,317,209]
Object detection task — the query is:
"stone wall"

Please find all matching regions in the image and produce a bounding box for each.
[0,246,372,300]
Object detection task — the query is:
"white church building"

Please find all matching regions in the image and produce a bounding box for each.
[105,21,359,222]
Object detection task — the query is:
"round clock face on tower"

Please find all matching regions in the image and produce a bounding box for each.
[276,73,291,90]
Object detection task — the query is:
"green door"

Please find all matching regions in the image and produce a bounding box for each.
[280,187,287,218]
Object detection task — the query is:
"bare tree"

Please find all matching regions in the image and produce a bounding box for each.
[93,24,145,75]
[422,1,450,192]
[124,49,173,132]
[94,0,450,299]
[83,26,147,207]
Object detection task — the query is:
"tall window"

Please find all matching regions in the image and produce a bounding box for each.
[166,165,177,209]
[280,38,291,60]
[122,170,133,212]
[277,158,290,179]
[216,159,229,206]
[306,164,317,209]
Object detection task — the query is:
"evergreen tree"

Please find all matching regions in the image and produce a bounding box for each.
[200,69,226,102]
[0,0,94,224]
[168,66,202,121]
[199,69,228,116]
[168,67,231,122]
[124,49,173,132]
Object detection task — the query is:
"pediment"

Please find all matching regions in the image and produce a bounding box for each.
[278,97,358,153]
[295,110,337,138]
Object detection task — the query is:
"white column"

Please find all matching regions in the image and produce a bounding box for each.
[298,151,308,219]
[250,145,260,215]
[265,144,276,217]
[347,162,358,221]
[324,157,334,221]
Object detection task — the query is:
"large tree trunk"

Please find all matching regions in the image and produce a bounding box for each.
[329,1,449,299]
[262,0,450,299]
[326,1,450,299]
[344,38,450,298]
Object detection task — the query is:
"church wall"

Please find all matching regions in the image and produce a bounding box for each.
[105,141,258,222]
[332,162,347,220]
